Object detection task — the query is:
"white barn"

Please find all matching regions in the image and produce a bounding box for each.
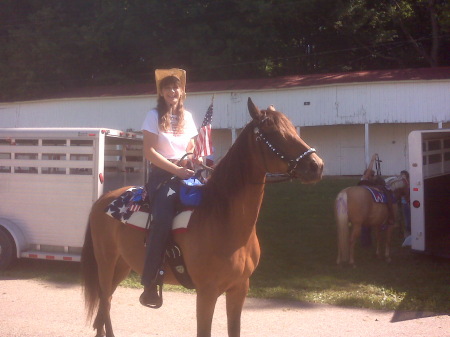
[1,67,449,176]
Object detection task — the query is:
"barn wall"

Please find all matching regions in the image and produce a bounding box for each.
[1,79,448,176]
[0,96,151,130]
[299,125,365,176]
[299,122,442,175]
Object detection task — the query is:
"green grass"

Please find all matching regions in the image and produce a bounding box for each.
[252,177,450,312]
[1,177,449,313]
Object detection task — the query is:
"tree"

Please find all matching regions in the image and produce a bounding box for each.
[0,0,448,101]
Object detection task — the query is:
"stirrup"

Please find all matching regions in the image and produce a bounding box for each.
[139,284,163,309]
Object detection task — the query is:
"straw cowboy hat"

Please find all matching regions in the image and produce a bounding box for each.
[155,68,186,97]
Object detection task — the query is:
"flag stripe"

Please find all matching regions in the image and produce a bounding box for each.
[194,102,213,159]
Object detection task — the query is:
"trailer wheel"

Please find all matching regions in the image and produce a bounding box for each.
[0,227,17,271]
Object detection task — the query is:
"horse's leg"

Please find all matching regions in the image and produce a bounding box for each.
[112,256,132,292]
[93,269,115,337]
[94,257,131,337]
[384,226,395,263]
[90,306,107,336]
[375,226,382,259]
[385,204,399,263]
[93,251,121,337]
[335,191,349,265]
[91,256,130,337]
[196,287,220,337]
[226,280,249,337]
[349,223,361,266]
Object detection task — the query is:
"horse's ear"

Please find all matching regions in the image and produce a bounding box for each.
[248,97,262,121]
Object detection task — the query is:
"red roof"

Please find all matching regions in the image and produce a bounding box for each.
[34,67,450,100]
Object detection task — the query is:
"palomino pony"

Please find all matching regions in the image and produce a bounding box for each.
[335,176,409,266]
[81,98,323,337]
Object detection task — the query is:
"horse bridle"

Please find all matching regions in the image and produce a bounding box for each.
[253,120,316,178]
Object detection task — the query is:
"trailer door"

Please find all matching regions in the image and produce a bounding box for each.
[408,129,450,257]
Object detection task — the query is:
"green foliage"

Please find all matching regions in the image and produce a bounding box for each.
[0,1,448,101]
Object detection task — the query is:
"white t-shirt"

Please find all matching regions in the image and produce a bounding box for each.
[141,109,198,160]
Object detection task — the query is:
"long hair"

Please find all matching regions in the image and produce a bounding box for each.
[156,76,186,134]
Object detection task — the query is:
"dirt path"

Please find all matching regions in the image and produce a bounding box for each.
[0,278,448,337]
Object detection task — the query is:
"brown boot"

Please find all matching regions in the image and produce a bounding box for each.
[139,284,163,309]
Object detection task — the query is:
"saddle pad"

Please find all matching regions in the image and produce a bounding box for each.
[361,186,388,203]
[104,186,191,233]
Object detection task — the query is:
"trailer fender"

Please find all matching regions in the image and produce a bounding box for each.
[0,218,27,259]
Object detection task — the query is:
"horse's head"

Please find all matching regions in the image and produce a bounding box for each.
[248,98,324,183]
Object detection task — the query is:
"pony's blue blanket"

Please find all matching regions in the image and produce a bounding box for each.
[361,186,388,203]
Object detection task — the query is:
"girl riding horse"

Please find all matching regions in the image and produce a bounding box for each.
[81,98,323,337]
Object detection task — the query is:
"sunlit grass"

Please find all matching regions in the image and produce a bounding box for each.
[2,177,449,313]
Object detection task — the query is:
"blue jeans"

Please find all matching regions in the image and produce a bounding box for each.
[141,166,179,286]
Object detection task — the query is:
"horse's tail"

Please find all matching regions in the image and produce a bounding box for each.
[80,220,100,322]
[335,190,350,264]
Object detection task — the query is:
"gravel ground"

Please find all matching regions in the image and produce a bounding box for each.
[0,278,448,337]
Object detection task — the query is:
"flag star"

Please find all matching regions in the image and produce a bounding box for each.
[167,188,175,197]
[119,205,128,214]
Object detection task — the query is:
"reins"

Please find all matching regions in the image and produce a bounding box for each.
[253,122,316,180]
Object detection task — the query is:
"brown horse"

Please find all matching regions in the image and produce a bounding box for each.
[335,176,409,266]
[81,98,324,337]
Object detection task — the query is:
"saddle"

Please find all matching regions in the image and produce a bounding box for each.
[104,185,200,290]
[359,184,396,230]
[360,185,390,204]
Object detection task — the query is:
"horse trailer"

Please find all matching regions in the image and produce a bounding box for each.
[0,128,145,270]
[408,129,450,258]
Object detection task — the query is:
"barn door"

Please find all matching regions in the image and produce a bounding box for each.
[340,146,365,175]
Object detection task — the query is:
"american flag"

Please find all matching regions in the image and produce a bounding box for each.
[193,101,213,159]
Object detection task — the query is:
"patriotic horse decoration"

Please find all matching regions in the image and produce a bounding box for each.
[335,175,409,266]
[80,98,323,337]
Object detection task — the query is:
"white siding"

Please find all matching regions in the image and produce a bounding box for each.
[1,79,449,175]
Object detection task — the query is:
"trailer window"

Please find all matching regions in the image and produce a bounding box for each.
[71,140,93,147]
[70,154,93,161]
[14,167,38,173]
[14,139,39,146]
[0,153,11,159]
[70,168,92,175]
[15,153,38,160]
[428,154,441,164]
[0,153,11,173]
[428,140,441,151]
[444,139,450,149]
[42,153,66,160]
[43,139,67,146]
[42,168,66,174]
[0,139,15,145]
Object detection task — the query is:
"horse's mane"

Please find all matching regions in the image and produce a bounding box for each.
[198,122,255,221]
[197,108,297,222]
